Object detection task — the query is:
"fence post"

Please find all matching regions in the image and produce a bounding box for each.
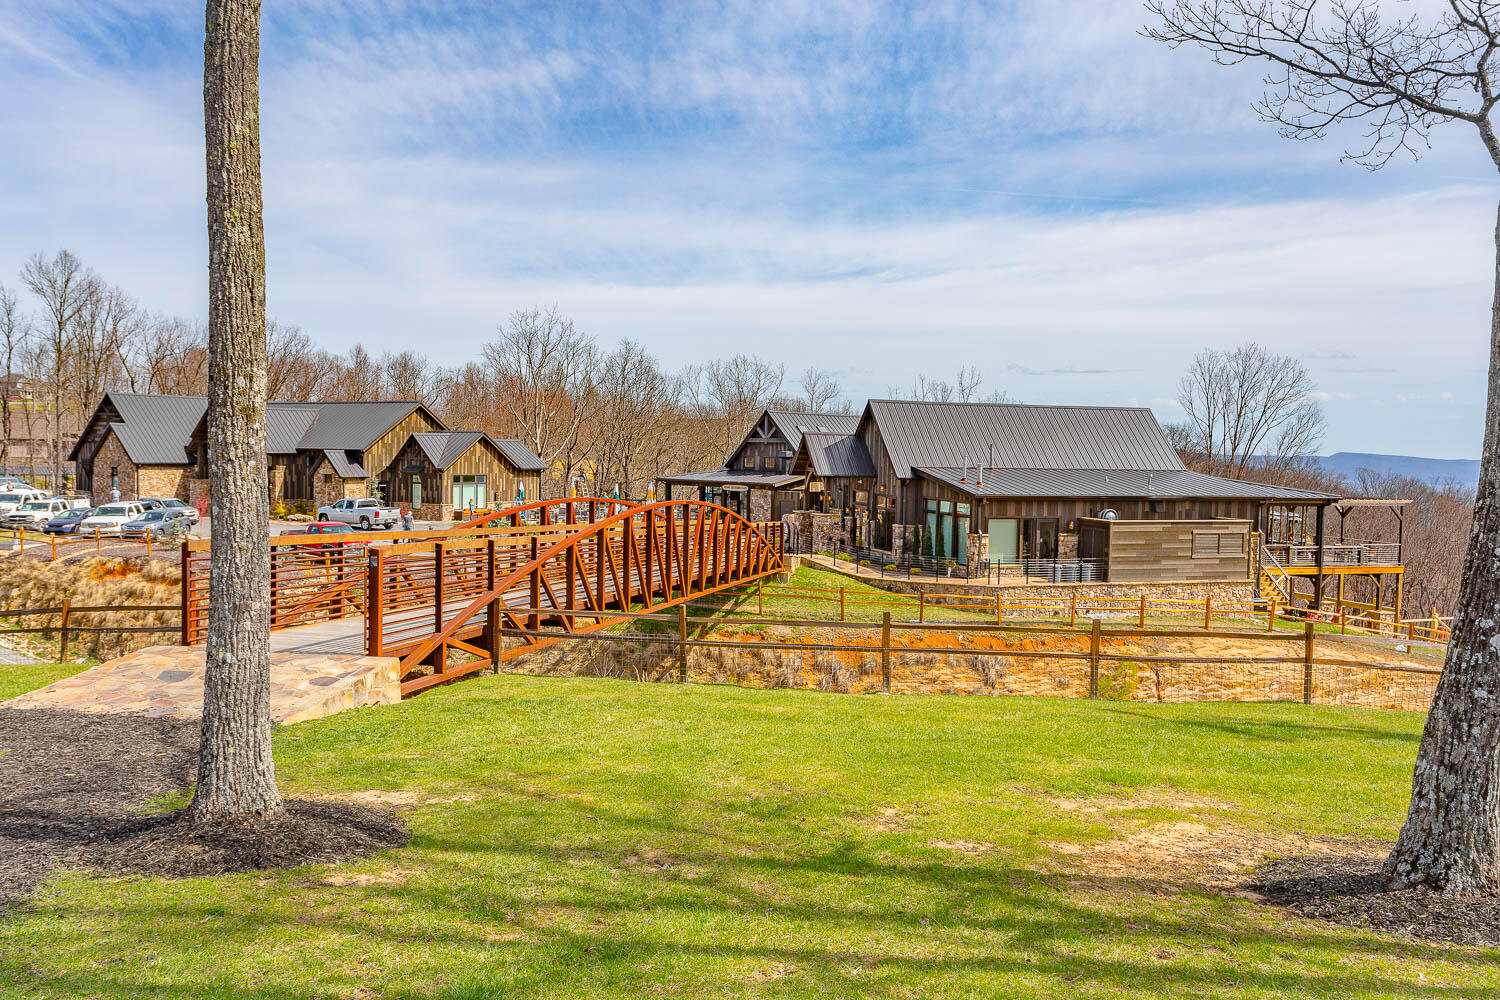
[1302,621,1315,705]
[95,527,101,556]
[1070,591,1077,627]
[49,533,56,560]
[1138,593,1146,628]
[1204,594,1212,630]
[145,530,151,557]
[757,583,763,616]
[179,542,191,646]
[839,586,845,621]
[57,598,71,664]
[528,536,541,632]
[881,611,892,692]
[677,603,689,683]
[918,591,925,623]
[995,592,1002,626]
[1088,617,1101,698]
[1267,597,1277,633]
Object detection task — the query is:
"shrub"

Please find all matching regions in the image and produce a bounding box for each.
[883,563,897,571]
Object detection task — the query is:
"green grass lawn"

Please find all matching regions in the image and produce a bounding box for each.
[1,665,1487,999]
[0,661,85,701]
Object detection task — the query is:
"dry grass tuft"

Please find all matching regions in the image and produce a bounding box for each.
[0,556,181,662]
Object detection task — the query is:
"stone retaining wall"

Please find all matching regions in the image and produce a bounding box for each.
[500,625,1436,712]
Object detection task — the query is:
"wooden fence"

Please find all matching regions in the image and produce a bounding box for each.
[723,580,1454,645]
[0,602,181,662]
[0,524,190,561]
[488,605,1443,713]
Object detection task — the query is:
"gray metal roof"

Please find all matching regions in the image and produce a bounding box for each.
[491,438,545,472]
[658,468,804,488]
[765,409,861,452]
[914,466,1338,501]
[864,399,1187,479]
[413,431,484,470]
[273,400,425,450]
[265,406,320,454]
[81,393,206,464]
[799,432,876,478]
[322,449,369,479]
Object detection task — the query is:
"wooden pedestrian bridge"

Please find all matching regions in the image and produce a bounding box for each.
[180,498,787,696]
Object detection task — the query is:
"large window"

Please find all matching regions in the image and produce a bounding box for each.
[452,474,487,511]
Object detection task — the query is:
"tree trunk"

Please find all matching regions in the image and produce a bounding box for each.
[1383,197,1500,892]
[188,0,282,823]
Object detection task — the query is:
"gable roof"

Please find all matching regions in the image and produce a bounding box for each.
[266,406,320,454]
[763,409,861,453]
[863,400,1187,479]
[68,392,206,464]
[914,466,1338,502]
[413,431,484,470]
[491,438,545,472]
[270,400,428,451]
[321,449,368,479]
[797,432,876,479]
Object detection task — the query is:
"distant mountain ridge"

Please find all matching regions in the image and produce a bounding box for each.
[1311,452,1479,489]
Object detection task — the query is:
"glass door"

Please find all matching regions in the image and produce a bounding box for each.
[955,502,970,565]
[989,518,1019,563]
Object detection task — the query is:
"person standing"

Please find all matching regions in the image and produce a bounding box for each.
[402,507,414,532]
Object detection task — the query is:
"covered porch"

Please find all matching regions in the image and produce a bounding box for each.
[656,468,805,522]
[1259,498,1410,619]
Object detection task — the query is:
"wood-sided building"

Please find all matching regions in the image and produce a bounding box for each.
[657,408,860,522]
[381,431,545,519]
[773,398,1371,595]
[69,392,544,517]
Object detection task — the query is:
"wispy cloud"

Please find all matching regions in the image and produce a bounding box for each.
[0,0,1491,457]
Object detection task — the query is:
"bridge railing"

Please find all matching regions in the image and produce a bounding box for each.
[382,499,786,694]
[181,497,643,645]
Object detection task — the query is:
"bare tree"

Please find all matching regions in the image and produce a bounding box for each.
[1147,0,1500,894]
[71,283,139,421]
[797,366,845,412]
[482,305,599,482]
[265,320,335,400]
[591,339,681,498]
[189,0,281,823]
[1176,343,1325,478]
[20,250,98,489]
[682,354,785,461]
[0,285,30,474]
[890,366,1010,404]
[126,317,210,396]
[379,350,447,408]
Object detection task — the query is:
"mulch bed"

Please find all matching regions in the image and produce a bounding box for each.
[1249,855,1500,948]
[0,707,406,912]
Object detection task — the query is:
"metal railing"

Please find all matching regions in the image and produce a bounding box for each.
[1265,540,1402,567]
[816,543,1106,584]
[1259,542,1292,601]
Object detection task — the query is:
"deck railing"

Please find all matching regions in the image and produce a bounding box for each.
[1265,540,1402,567]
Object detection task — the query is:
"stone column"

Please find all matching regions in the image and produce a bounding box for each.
[749,487,772,523]
[966,531,990,571]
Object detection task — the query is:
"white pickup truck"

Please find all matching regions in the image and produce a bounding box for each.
[316,497,400,530]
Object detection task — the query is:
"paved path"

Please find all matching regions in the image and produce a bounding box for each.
[4,620,401,724]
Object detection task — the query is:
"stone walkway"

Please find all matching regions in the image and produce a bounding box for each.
[4,645,401,724]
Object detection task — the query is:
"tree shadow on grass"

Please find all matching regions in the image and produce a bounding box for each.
[12,784,1497,1000]
[1095,704,1424,747]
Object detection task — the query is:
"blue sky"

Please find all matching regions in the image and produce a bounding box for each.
[1,0,1494,458]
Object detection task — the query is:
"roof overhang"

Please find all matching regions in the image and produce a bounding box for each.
[658,469,804,489]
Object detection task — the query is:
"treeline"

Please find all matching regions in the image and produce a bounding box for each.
[0,251,1010,498]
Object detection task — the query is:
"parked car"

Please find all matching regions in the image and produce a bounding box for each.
[291,521,360,549]
[316,497,400,530]
[119,508,195,540]
[140,497,201,524]
[56,494,93,510]
[2,497,75,528]
[43,507,97,534]
[0,489,46,513]
[79,502,146,535]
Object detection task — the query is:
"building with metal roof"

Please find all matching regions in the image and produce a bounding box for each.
[70,391,544,518]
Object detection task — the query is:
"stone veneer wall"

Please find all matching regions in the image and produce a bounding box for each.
[89,431,136,504]
[309,459,369,511]
[136,465,186,501]
[748,487,773,523]
[783,510,849,554]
